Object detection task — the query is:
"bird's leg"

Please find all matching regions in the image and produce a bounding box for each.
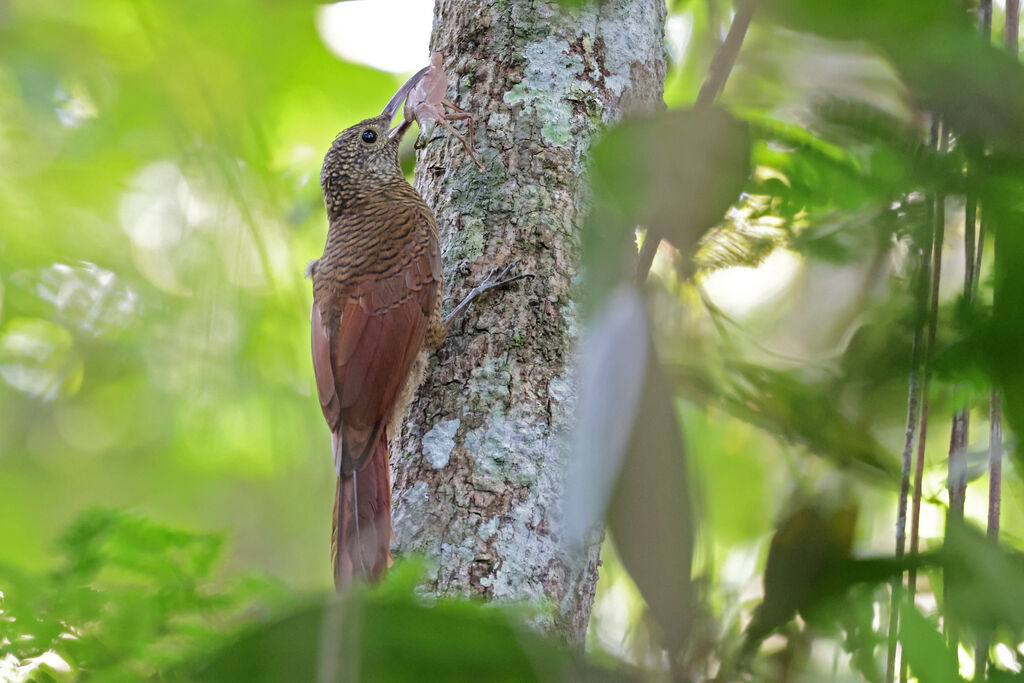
[443,260,532,327]
[441,100,477,148]
[439,100,485,172]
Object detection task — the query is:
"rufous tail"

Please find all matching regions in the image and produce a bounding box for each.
[331,428,393,589]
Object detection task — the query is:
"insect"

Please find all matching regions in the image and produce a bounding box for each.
[403,52,485,172]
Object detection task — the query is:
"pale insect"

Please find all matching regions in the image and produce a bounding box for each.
[404,53,485,172]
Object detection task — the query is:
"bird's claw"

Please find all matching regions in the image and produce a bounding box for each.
[443,260,533,327]
[476,259,533,293]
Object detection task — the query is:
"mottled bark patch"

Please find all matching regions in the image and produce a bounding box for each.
[421,418,460,469]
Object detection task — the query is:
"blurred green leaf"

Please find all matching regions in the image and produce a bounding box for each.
[672,359,899,479]
[584,107,751,303]
[760,0,1024,154]
[567,287,650,547]
[0,0,405,586]
[943,518,1024,637]
[989,208,1024,475]
[607,352,694,654]
[0,508,288,679]
[4,0,1024,680]
[743,499,858,649]
[0,317,82,400]
[899,603,966,683]
[747,113,882,220]
[180,591,634,683]
[569,286,694,653]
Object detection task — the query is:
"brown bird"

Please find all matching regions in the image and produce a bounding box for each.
[310,68,523,588]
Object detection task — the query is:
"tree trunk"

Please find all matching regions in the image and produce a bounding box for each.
[391,0,666,644]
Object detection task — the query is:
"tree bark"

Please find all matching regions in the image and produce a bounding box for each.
[390,0,666,643]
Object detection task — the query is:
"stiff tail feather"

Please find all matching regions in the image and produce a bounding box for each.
[330,428,393,589]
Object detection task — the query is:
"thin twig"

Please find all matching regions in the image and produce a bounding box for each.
[965,199,978,303]
[985,219,1003,556]
[947,414,968,520]
[695,1,756,108]
[976,6,1013,677]
[974,218,985,295]
[886,189,934,682]
[636,0,756,284]
[947,197,975,523]
[988,392,1003,542]
[903,118,945,683]
[884,267,925,683]
[635,228,661,285]
[975,263,1003,682]
[945,405,967,651]
[972,307,993,667]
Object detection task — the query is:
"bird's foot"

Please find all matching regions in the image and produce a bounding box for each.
[443,260,533,327]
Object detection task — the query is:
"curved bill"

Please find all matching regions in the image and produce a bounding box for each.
[381,65,430,119]
[382,65,430,142]
[387,119,413,142]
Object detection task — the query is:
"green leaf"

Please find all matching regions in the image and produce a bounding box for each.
[743,499,858,648]
[567,287,650,545]
[584,107,751,304]
[179,591,634,683]
[899,603,966,683]
[0,509,288,679]
[607,352,695,653]
[760,0,1024,154]
[989,205,1024,476]
[671,360,899,479]
[568,286,695,652]
[943,518,1024,637]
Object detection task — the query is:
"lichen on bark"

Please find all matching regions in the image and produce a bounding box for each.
[391,0,666,643]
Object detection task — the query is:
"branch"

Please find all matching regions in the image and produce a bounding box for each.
[635,0,755,285]
[902,117,946,683]
[976,3,1012,675]
[695,1,756,109]
[885,240,926,683]
[946,195,975,525]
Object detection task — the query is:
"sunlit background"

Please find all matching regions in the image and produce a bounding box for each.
[2,0,1023,679]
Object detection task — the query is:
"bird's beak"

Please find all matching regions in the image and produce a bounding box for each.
[383,65,430,141]
[387,120,412,142]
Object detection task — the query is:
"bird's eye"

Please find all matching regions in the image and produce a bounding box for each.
[361,129,377,143]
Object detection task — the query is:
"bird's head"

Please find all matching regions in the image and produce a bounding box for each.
[320,66,430,211]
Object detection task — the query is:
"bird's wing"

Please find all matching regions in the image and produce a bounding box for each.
[312,205,441,475]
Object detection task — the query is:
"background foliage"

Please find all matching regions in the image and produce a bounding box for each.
[2,0,1024,681]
